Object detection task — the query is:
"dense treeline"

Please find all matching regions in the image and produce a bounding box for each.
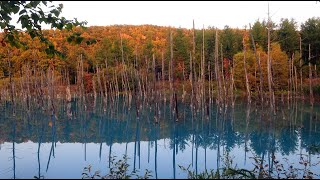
[1,17,320,107]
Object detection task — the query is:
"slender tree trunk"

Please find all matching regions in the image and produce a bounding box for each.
[292,53,296,97]
[170,30,173,94]
[249,23,263,103]
[25,64,31,110]
[215,29,221,105]
[202,26,206,112]
[170,30,178,121]
[294,66,298,98]
[208,60,211,107]
[80,54,86,109]
[267,8,274,112]
[170,29,178,120]
[254,53,257,97]
[267,27,272,99]
[153,53,156,94]
[120,33,124,65]
[230,58,235,107]
[182,62,186,102]
[308,44,314,105]
[243,36,251,104]
[314,64,317,79]
[189,51,194,103]
[161,51,166,102]
[221,43,226,101]
[66,70,72,103]
[97,65,103,97]
[103,58,108,109]
[193,20,197,83]
[92,76,97,104]
[162,51,165,82]
[145,56,149,98]
[7,49,15,110]
[288,56,291,103]
[152,53,158,123]
[299,35,304,99]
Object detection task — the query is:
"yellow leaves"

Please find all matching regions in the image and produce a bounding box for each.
[242,30,250,49]
[233,42,289,92]
[271,43,287,63]
[234,50,256,90]
[48,121,52,127]
[270,42,289,90]
[121,33,132,40]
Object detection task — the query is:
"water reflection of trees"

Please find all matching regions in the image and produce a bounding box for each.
[0,98,320,162]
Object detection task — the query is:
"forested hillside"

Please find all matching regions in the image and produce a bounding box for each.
[1,18,320,105]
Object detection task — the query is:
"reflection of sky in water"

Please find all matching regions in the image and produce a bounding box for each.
[0,139,319,179]
[0,99,320,178]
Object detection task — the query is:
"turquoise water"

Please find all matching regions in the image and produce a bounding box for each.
[0,97,320,179]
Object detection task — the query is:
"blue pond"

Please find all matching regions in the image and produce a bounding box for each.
[0,97,320,179]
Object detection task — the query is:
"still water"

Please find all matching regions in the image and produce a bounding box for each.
[0,97,320,179]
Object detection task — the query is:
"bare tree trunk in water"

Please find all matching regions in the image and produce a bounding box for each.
[66,70,72,103]
[169,29,173,109]
[193,20,197,83]
[202,25,206,113]
[309,44,314,105]
[221,44,226,103]
[249,23,263,103]
[299,35,304,99]
[292,53,296,98]
[230,58,235,107]
[7,49,15,115]
[267,6,275,113]
[215,29,221,105]
[243,36,251,104]
[288,56,291,103]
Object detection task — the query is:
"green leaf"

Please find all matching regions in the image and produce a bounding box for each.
[38,8,44,17]
[45,48,54,58]
[50,9,60,17]
[76,37,84,44]
[49,44,55,50]
[56,23,63,30]
[30,1,40,8]
[19,9,27,15]
[21,17,29,29]
[25,3,32,8]
[74,32,81,36]
[65,23,73,30]
[11,5,20,14]
[29,31,36,38]
[7,34,14,41]
[0,22,6,29]
[1,13,12,22]
[7,25,15,30]
[47,14,53,22]
[41,1,47,6]
[66,36,72,43]
[31,13,39,24]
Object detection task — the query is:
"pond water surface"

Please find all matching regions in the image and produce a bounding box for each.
[0,97,320,179]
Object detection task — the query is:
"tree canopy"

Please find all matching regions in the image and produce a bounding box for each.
[0,1,87,57]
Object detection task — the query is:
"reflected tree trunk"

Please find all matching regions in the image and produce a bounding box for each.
[11,117,16,179]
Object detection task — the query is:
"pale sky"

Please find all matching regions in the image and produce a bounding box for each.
[54,1,320,30]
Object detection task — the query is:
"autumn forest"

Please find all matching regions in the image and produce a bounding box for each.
[1,16,320,111]
[2,1,320,178]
